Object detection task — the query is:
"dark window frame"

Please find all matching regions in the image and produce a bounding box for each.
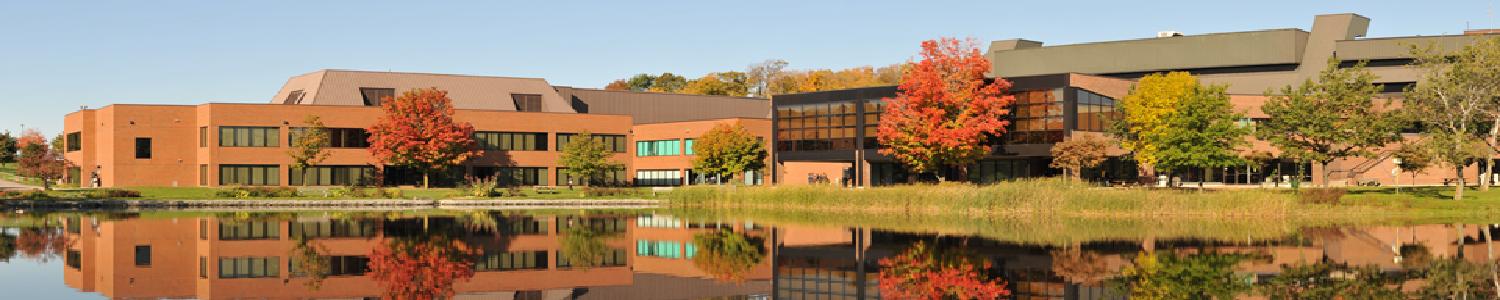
[135,245,152,267]
[359,87,394,106]
[511,94,543,112]
[134,137,152,159]
[66,132,81,152]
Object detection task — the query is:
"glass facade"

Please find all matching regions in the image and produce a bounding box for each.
[1074,89,1117,132]
[776,101,861,152]
[1007,89,1065,144]
[219,165,280,186]
[290,128,371,148]
[289,165,376,186]
[475,251,548,271]
[219,257,280,279]
[634,170,682,186]
[556,168,626,186]
[219,127,279,147]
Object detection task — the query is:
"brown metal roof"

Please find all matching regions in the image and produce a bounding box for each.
[271,70,576,113]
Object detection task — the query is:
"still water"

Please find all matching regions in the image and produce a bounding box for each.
[1,211,1498,299]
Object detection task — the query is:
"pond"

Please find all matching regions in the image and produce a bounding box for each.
[0,210,1497,299]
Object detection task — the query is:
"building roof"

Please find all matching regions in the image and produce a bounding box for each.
[270,69,576,113]
[555,87,770,124]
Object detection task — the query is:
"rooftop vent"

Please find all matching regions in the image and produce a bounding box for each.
[1157,31,1185,38]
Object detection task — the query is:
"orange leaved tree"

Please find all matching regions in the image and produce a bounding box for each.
[367,88,478,188]
[877,38,1014,182]
[369,236,477,300]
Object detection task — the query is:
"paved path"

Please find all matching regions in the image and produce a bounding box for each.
[0,177,38,191]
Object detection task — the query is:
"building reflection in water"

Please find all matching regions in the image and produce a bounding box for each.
[20,212,1500,299]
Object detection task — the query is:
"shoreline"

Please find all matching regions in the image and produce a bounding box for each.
[0,198,661,210]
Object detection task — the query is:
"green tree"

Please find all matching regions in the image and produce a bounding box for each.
[288,115,332,186]
[1405,39,1500,200]
[559,132,623,187]
[0,131,16,164]
[691,123,767,184]
[624,74,656,91]
[681,72,750,96]
[1049,135,1110,182]
[691,231,766,282]
[649,72,688,93]
[1113,72,1199,182]
[560,220,617,270]
[1259,59,1402,187]
[1256,262,1404,300]
[1463,37,1500,191]
[1393,141,1435,188]
[1156,84,1249,188]
[290,237,331,290]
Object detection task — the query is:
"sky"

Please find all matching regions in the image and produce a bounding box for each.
[1,0,1496,136]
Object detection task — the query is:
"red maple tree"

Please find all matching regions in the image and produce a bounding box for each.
[877,242,1010,300]
[368,237,478,300]
[366,88,478,188]
[877,38,1014,181]
[15,129,45,149]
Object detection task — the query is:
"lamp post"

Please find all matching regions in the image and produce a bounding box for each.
[1393,158,1404,193]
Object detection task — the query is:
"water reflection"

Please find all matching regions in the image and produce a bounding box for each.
[3,212,1500,299]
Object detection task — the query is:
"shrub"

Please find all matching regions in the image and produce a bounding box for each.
[4,190,52,200]
[584,187,637,197]
[378,188,404,199]
[1297,188,1346,205]
[462,177,499,198]
[215,186,301,198]
[330,186,371,198]
[84,189,141,199]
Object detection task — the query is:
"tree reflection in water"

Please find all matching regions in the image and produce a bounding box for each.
[369,227,478,300]
[16,227,68,262]
[691,230,765,282]
[560,217,618,270]
[876,241,1009,300]
[1258,262,1404,299]
[1114,251,1250,300]
[289,237,331,290]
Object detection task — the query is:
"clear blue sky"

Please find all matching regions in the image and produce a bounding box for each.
[1,0,1495,136]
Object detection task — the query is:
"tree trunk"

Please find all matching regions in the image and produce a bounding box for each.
[422,172,430,189]
[1456,166,1466,200]
[1319,161,1331,188]
[1485,225,1499,297]
[1484,158,1494,191]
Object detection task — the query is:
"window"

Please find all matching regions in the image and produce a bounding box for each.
[220,165,280,186]
[557,168,625,186]
[474,167,548,186]
[67,250,81,269]
[199,256,207,278]
[219,221,279,240]
[775,101,861,152]
[636,140,681,156]
[283,90,305,104]
[218,257,280,279]
[135,245,152,266]
[558,249,627,268]
[684,139,696,155]
[199,164,208,186]
[289,128,370,148]
[511,94,543,112]
[1074,89,1116,132]
[556,133,627,153]
[474,251,548,271]
[474,132,547,151]
[199,127,207,147]
[360,87,394,106]
[134,138,152,159]
[635,170,682,186]
[67,167,80,185]
[290,220,378,239]
[66,132,81,152]
[1007,89,1066,144]
[219,127,280,147]
[637,240,685,259]
[291,255,369,277]
[289,165,376,186]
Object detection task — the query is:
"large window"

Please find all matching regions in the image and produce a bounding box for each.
[862,100,885,149]
[291,255,368,277]
[556,133,627,153]
[1008,89,1065,144]
[635,170,682,186]
[776,101,860,152]
[219,127,280,147]
[970,159,1037,184]
[636,140,680,156]
[474,251,548,271]
[637,240,689,259]
[290,128,370,148]
[219,257,280,279]
[511,94,542,112]
[289,165,376,186]
[1075,89,1117,132]
[558,249,626,268]
[475,132,546,151]
[134,138,152,159]
[219,221,279,240]
[199,127,207,147]
[474,167,548,186]
[557,168,626,186]
[66,132,81,152]
[360,87,394,106]
[290,220,378,239]
[220,165,280,186]
[684,139,695,155]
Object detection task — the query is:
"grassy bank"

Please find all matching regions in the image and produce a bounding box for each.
[3,186,656,201]
[663,180,1500,245]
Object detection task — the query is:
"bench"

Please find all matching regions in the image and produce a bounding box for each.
[533,186,562,195]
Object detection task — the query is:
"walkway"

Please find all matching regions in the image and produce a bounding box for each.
[0,177,38,191]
